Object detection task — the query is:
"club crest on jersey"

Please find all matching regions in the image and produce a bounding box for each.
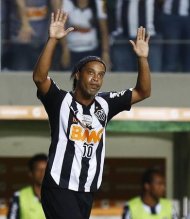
[95,109,106,121]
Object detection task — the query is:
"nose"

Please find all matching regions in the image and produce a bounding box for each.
[92,74,98,82]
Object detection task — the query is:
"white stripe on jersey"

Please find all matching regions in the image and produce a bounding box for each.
[68,140,83,190]
[95,96,109,188]
[179,0,189,16]
[163,0,173,14]
[50,93,72,184]
[146,0,156,35]
[128,0,140,37]
[163,0,189,16]
[97,128,106,189]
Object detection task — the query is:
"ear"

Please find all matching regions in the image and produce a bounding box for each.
[75,71,79,80]
[144,183,150,191]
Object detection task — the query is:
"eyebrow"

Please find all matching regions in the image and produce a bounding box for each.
[84,67,106,74]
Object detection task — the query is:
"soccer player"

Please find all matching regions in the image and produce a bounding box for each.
[33,9,151,219]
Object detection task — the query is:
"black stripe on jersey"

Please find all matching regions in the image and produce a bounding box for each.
[78,106,91,191]
[172,0,180,15]
[90,136,104,191]
[78,156,91,191]
[154,0,161,33]
[69,96,78,116]
[122,0,129,36]
[7,193,20,219]
[139,0,146,27]
[59,100,76,188]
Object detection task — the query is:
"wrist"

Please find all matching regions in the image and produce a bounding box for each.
[21,21,31,29]
[102,50,109,53]
[49,37,59,42]
[102,50,110,55]
[48,37,59,45]
[138,57,148,60]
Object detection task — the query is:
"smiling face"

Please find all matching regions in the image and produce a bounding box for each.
[75,61,106,99]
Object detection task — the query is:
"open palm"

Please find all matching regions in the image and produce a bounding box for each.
[129,26,150,58]
[50,10,74,39]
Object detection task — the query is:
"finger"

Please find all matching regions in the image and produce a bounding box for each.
[136,28,139,40]
[51,13,54,24]
[65,27,74,35]
[62,13,68,25]
[129,40,135,48]
[142,27,146,40]
[146,33,150,43]
[137,27,141,40]
[139,26,142,40]
[59,10,64,22]
[55,9,60,22]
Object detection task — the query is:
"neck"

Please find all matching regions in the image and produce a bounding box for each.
[141,194,159,207]
[33,184,41,200]
[77,1,88,9]
[73,89,94,106]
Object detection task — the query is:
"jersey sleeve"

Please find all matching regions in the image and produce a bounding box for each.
[122,204,131,219]
[7,192,20,219]
[37,79,67,119]
[37,79,67,133]
[99,89,132,122]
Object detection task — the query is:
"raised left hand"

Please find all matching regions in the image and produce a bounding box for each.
[129,26,150,58]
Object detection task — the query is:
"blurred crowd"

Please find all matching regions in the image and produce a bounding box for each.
[1,0,190,73]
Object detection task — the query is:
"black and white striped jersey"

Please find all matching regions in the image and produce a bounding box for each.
[111,0,161,38]
[38,79,132,192]
[163,0,190,16]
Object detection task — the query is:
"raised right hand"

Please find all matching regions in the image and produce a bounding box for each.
[49,9,74,39]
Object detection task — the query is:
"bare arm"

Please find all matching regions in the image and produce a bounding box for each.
[15,0,34,42]
[33,10,74,95]
[129,26,151,105]
[16,0,28,26]
[98,18,111,70]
